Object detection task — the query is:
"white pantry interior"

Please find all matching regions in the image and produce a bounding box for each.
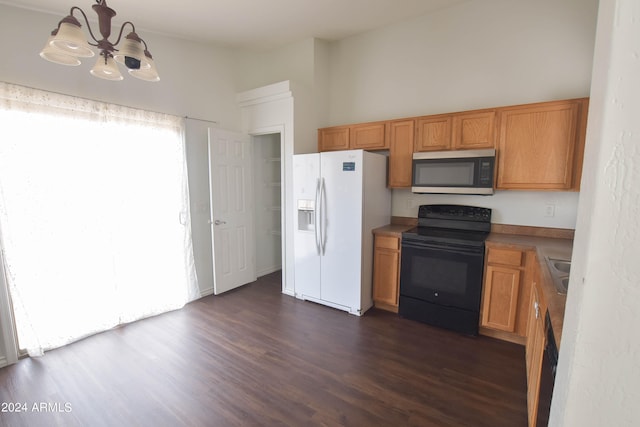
[252,133,283,277]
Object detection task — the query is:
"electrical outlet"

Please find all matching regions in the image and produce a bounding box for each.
[544,204,555,217]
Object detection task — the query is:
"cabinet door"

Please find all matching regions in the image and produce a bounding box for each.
[452,110,496,149]
[350,122,388,150]
[388,120,415,188]
[372,236,400,311]
[526,285,546,427]
[525,281,540,376]
[481,265,521,332]
[318,126,350,152]
[497,100,580,190]
[415,115,452,151]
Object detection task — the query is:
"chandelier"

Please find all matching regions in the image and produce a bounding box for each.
[39,0,159,82]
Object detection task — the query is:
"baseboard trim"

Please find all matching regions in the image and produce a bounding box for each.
[200,286,214,298]
[256,265,281,278]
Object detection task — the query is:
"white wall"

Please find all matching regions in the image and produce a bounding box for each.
[327,0,597,124]
[326,0,598,228]
[233,38,331,155]
[551,0,640,425]
[234,38,315,93]
[394,190,580,229]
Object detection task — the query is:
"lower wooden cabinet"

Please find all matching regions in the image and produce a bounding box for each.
[372,234,401,312]
[480,244,535,343]
[481,264,521,332]
[526,270,547,427]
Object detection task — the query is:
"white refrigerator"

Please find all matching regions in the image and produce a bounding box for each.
[293,149,391,315]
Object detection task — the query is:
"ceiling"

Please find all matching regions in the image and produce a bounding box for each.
[1,0,467,50]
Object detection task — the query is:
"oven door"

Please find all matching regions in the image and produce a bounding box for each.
[399,238,485,312]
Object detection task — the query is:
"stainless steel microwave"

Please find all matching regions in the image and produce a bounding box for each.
[411,149,496,195]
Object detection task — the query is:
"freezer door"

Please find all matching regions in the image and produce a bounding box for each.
[319,150,364,310]
[293,153,321,300]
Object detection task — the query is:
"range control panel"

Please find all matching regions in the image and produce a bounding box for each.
[418,204,492,223]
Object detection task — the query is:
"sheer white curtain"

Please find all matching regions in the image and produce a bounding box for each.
[0,82,200,357]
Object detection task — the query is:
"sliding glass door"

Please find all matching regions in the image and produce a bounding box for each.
[0,83,199,357]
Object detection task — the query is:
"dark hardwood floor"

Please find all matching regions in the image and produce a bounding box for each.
[0,271,527,426]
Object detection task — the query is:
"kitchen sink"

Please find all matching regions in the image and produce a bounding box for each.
[545,257,571,294]
[552,260,571,274]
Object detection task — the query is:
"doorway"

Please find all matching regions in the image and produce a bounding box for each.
[252,133,283,277]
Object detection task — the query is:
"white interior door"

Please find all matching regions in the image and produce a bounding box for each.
[208,128,256,294]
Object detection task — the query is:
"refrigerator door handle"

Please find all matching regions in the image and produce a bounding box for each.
[314,178,321,255]
[320,177,327,255]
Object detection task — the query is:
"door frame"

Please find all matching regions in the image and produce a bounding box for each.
[237,81,296,297]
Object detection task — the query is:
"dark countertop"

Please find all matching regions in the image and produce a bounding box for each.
[486,233,572,348]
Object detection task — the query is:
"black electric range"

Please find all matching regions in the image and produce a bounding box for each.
[399,204,492,335]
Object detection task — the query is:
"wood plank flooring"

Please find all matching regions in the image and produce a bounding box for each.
[0,271,527,426]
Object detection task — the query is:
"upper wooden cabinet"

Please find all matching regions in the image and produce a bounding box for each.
[415,114,452,151]
[415,109,496,152]
[388,119,415,188]
[452,110,496,150]
[318,97,588,192]
[319,121,388,152]
[318,126,350,152]
[496,98,588,191]
[350,121,388,150]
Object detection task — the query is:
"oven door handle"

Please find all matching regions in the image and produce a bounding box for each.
[401,240,484,256]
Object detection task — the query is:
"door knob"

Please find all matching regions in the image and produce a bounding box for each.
[214,219,226,225]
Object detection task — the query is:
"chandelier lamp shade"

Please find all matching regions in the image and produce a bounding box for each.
[39,0,160,82]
